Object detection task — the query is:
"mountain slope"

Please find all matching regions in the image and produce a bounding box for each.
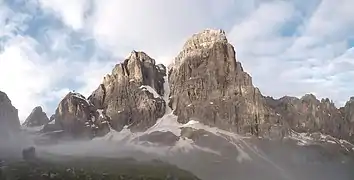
[0,91,20,139]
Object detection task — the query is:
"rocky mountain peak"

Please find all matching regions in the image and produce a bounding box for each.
[127,50,156,65]
[22,106,49,127]
[0,91,20,138]
[301,93,319,103]
[349,97,354,102]
[168,29,284,137]
[0,91,11,104]
[46,92,110,138]
[105,51,165,96]
[88,51,166,132]
[182,29,227,50]
[171,29,229,71]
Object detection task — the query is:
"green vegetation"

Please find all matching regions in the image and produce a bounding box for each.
[0,156,200,180]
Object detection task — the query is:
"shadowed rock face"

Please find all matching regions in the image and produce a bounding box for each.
[0,91,20,138]
[168,29,285,137]
[22,106,49,127]
[88,51,166,132]
[45,92,110,139]
[342,98,354,141]
[266,95,354,142]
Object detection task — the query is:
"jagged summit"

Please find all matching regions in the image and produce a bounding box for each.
[182,29,228,50]
[349,97,354,102]
[88,50,166,132]
[22,106,49,127]
[125,50,156,65]
[170,29,230,70]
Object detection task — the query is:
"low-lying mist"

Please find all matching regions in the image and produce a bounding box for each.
[1,127,354,180]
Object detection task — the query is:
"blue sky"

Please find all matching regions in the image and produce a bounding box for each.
[1,0,354,122]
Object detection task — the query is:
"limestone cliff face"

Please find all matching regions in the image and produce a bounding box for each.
[88,51,166,132]
[0,91,20,138]
[168,29,285,137]
[44,92,110,138]
[266,95,354,142]
[22,106,49,127]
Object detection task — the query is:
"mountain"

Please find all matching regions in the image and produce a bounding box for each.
[22,106,49,127]
[88,51,167,132]
[266,94,354,142]
[168,29,285,138]
[36,29,354,144]
[0,91,20,139]
[41,92,111,139]
[2,29,354,180]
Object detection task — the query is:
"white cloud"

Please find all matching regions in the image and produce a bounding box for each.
[88,0,259,65]
[0,35,55,121]
[38,0,89,30]
[226,0,354,106]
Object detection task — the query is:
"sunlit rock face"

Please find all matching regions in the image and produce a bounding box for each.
[168,29,285,137]
[0,91,20,138]
[43,92,110,139]
[88,51,166,132]
[22,106,49,127]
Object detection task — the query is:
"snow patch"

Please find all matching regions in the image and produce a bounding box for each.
[163,72,172,114]
[145,113,181,136]
[71,92,92,106]
[97,109,104,118]
[169,137,221,155]
[139,85,161,99]
[94,126,134,142]
[181,120,252,162]
[289,130,354,152]
[22,125,45,133]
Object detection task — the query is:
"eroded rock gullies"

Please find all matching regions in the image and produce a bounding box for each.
[168,29,285,138]
[0,91,20,138]
[88,51,166,132]
[22,106,49,127]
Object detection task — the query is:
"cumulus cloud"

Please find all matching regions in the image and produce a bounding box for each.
[1,0,354,121]
[228,0,354,106]
[0,35,57,120]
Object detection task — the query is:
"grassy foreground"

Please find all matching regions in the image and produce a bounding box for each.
[0,156,200,180]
